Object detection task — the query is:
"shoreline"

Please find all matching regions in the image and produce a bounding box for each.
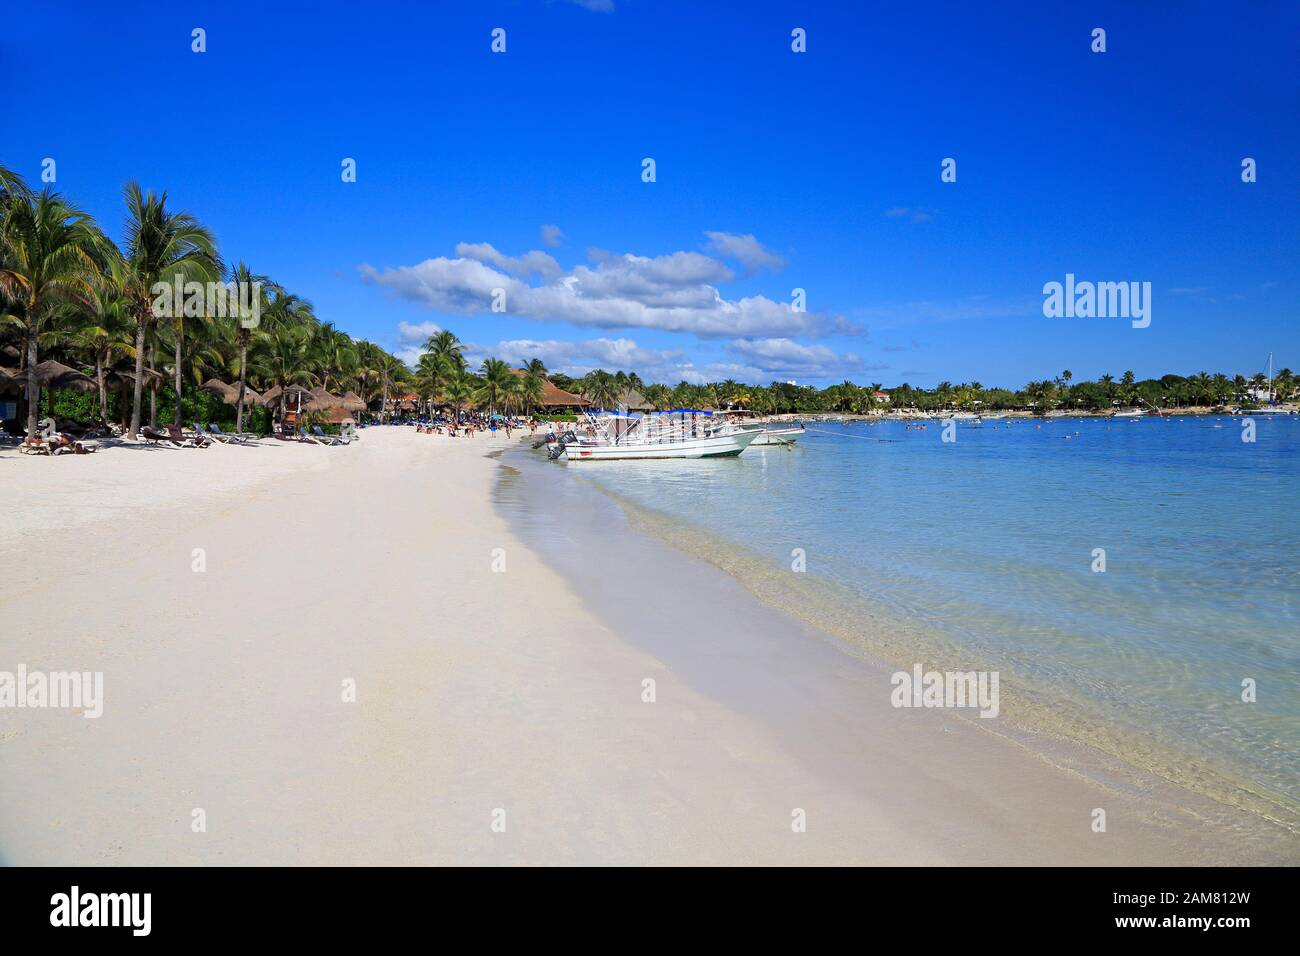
[2,429,1295,864]
[584,477,1300,837]
[494,442,1299,863]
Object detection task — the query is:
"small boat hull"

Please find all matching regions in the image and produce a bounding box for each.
[745,426,804,446]
[563,429,759,461]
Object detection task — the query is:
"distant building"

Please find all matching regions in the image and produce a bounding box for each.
[873,390,890,403]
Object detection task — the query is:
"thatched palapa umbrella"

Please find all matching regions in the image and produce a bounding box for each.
[341,390,367,414]
[16,361,96,427]
[261,383,315,434]
[262,383,313,405]
[304,386,346,411]
[201,378,261,406]
[31,360,96,392]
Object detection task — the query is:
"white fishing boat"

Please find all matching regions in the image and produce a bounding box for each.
[553,410,760,461]
[737,422,805,445]
[1113,409,1143,418]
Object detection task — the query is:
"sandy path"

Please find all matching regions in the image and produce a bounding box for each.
[0,429,1289,864]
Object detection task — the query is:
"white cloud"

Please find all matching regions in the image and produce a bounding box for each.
[540,224,565,248]
[454,242,562,281]
[397,320,443,343]
[728,337,882,376]
[361,238,836,338]
[395,346,425,368]
[568,0,615,11]
[704,231,787,272]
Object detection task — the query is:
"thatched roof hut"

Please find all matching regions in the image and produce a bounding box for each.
[324,406,356,425]
[31,360,95,392]
[201,378,261,406]
[615,388,652,411]
[260,384,313,406]
[106,361,165,389]
[507,369,589,408]
[341,390,368,413]
[305,386,345,411]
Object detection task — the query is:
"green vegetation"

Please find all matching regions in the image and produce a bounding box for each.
[0,164,409,437]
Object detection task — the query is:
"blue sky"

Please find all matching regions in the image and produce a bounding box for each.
[7,1,1297,388]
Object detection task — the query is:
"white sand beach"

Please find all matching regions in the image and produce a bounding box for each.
[0,428,1292,865]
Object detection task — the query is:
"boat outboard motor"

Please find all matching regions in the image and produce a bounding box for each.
[546,430,580,460]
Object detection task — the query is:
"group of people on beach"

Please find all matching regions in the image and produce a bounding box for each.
[410,413,544,439]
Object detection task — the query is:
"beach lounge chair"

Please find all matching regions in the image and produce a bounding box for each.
[202,423,246,444]
[168,424,211,447]
[141,425,188,448]
[197,422,232,444]
[308,425,349,446]
[207,423,255,443]
[142,425,200,448]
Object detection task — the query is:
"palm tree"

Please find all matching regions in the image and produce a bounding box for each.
[415,351,456,410]
[748,387,774,416]
[166,262,224,428]
[116,182,219,440]
[1190,371,1213,406]
[425,330,465,369]
[642,382,671,411]
[444,372,475,423]
[309,321,356,391]
[519,367,545,415]
[478,357,513,415]
[257,322,314,425]
[0,162,31,207]
[74,285,134,421]
[0,189,103,437]
[581,369,619,410]
[353,340,385,411]
[226,263,268,433]
[501,371,526,415]
[1275,368,1295,402]
[1098,373,1115,405]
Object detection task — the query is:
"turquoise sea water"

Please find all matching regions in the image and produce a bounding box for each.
[528,415,1300,817]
